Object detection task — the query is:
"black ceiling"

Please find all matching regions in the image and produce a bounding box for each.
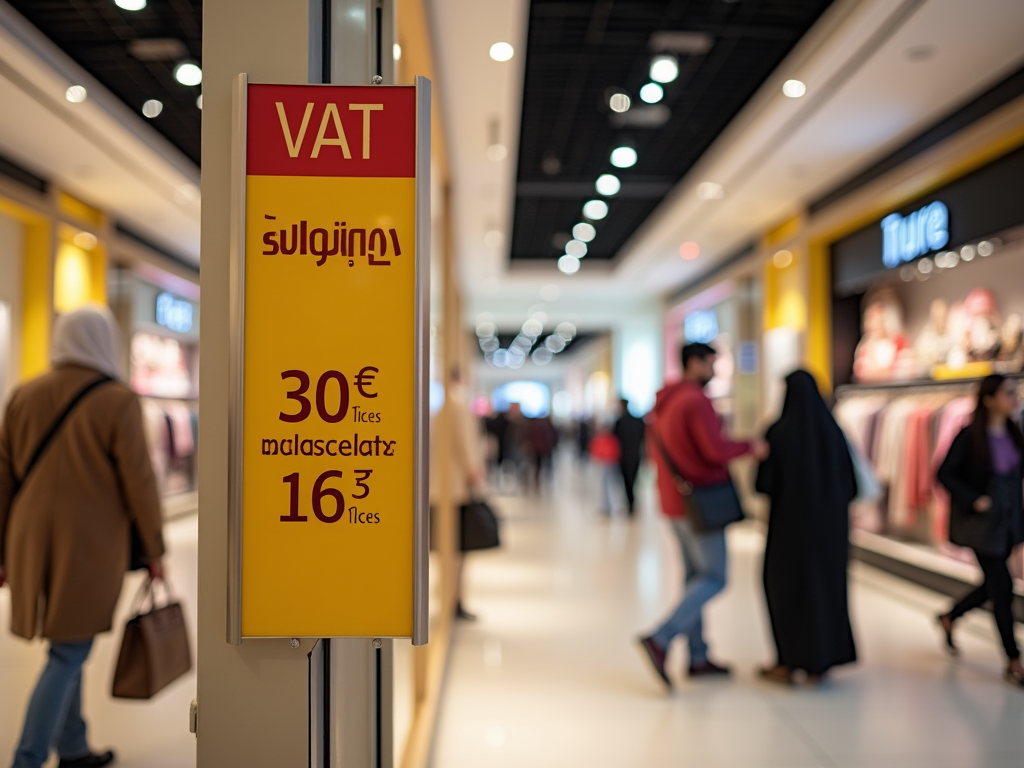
[8,0,202,165]
[512,0,835,265]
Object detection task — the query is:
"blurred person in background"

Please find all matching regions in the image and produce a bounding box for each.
[588,423,621,516]
[525,413,558,490]
[0,305,165,768]
[638,342,768,688]
[504,403,529,488]
[431,368,485,620]
[936,374,1024,687]
[485,407,510,478]
[755,370,858,685]
[613,398,645,516]
[575,416,591,463]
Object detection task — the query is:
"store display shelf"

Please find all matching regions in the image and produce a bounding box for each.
[836,371,1024,397]
[852,529,1024,621]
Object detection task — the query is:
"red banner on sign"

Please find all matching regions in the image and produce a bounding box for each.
[246,84,416,178]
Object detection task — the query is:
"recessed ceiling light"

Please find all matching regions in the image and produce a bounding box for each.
[558,255,580,274]
[678,241,699,260]
[565,239,587,258]
[174,62,203,86]
[489,42,514,62]
[142,99,163,118]
[639,83,664,104]
[545,335,566,353]
[73,231,98,250]
[572,222,596,242]
[532,347,553,366]
[782,79,806,98]
[486,144,507,162]
[610,146,637,168]
[595,174,620,196]
[697,181,724,200]
[196,94,203,109]
[609,92,631,113]
[650,55,679,84]
[65,85,88,103]
[393,43,402,60]
[115,0,147,10]
[583,199,608,220]
[773,249,793,269]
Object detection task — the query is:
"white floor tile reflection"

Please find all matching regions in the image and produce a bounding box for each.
[431,457,1024,768]
[0,515,198,768]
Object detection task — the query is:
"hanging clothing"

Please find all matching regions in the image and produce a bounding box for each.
[931,397,976,543]
[756,370,858,676]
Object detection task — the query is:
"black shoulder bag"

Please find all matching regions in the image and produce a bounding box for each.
[652,426,745,533]
[10,376,112,497]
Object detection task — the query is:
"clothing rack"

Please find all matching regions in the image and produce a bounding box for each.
[835,372,1024,401]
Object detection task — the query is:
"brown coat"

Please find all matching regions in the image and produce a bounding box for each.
[0,364,165,642]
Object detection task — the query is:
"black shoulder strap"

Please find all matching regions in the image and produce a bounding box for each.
[652,418,694,495]
[12,375,113,497]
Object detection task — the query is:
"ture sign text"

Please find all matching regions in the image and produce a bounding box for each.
[881,200,949,268]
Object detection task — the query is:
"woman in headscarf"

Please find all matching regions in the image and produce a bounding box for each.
[0,305,165,768]
[936,374,1024,687]
[755,370,857,684]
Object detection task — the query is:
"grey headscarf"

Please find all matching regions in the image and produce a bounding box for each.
[50,304,123,379]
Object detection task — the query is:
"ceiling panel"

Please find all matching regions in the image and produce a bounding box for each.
[6,0,202,164]
[512,0,835,264]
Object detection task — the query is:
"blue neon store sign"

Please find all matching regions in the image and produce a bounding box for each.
[880,200,949,268]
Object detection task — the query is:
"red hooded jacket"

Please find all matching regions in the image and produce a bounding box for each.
[649,380,751,519]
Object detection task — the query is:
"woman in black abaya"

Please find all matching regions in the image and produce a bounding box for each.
[755,370,858,684]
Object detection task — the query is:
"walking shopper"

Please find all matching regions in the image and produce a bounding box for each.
[638,342,768,688]
[430,369,485,620]
[0,305,165,768]
[588,424,621,516]
[755,370,858,685]
[613,398,645,515]
[936,374,1024,687]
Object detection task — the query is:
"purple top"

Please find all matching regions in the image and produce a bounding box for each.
[990,433,1021,475]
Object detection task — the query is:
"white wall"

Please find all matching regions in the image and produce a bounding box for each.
[612,311,663,416]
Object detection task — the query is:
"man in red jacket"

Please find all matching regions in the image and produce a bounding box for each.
[638,342,768,688]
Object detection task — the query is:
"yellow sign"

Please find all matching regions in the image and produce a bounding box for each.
[235,81,428,639]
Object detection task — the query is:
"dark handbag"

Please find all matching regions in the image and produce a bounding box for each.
[653,431,745,533]
[459,499,501,551]
[112,578,192,699]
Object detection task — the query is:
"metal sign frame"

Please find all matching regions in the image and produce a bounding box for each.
[227,73,430,646]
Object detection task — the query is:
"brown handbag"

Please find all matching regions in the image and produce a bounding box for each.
[112,578,192,699]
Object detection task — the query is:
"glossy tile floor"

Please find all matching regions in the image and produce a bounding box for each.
[431,458,1024,768]
[0,515,198,768]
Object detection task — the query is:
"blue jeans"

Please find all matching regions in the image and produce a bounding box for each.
[12,639,94,768]
[652,519,728,664]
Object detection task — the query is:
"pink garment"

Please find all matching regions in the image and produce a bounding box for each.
[166,403,195,458]
[903,407,928,514]
[931,397,975,543]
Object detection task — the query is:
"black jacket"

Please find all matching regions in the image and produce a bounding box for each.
[936,427,1024,556]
